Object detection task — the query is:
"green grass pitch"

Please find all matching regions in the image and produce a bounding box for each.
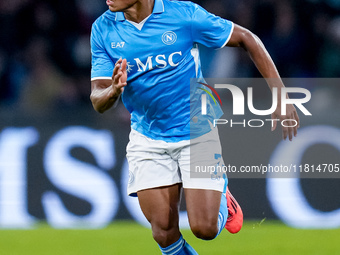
[0,220,339,254]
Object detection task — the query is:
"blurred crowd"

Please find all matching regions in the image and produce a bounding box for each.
[0,0,339,110]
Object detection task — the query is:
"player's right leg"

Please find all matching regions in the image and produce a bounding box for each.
[138,185,198,255]
[137,184,182,248]
[126,129,198,254]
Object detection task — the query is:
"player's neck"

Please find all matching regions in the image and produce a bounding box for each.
[124,0,154,23]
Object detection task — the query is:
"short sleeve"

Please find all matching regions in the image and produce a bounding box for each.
[90,23,114,80]
[191,4,234,49]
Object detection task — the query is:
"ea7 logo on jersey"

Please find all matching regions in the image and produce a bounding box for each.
[111,42,125,48]
[162,31,177,45]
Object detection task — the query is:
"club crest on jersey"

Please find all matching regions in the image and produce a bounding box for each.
[162,31,177,45]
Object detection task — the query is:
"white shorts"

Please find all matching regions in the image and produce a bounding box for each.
[126,127,227,196]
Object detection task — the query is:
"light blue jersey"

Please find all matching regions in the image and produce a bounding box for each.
[91,0,234,142]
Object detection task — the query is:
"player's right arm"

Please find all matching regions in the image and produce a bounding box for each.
[90,59,127,113]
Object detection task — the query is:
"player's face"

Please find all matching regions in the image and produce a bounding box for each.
[106,0,138,12]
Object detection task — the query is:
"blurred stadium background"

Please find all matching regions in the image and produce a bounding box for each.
[0,0,340,254]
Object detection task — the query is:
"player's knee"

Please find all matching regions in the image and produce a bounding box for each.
[152,228,172,247]
[190,221,218,240]
[151,219,179,247]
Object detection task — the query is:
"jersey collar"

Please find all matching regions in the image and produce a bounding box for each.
[115,0,164,21]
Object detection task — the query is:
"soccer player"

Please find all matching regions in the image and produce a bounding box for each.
[90,0,299,254]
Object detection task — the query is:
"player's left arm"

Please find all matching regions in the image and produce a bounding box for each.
[226,24,300,141]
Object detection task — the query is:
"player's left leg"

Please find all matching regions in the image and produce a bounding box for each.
[178,124,242,239]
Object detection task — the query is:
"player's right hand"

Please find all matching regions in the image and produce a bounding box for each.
[112,58,127,97]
